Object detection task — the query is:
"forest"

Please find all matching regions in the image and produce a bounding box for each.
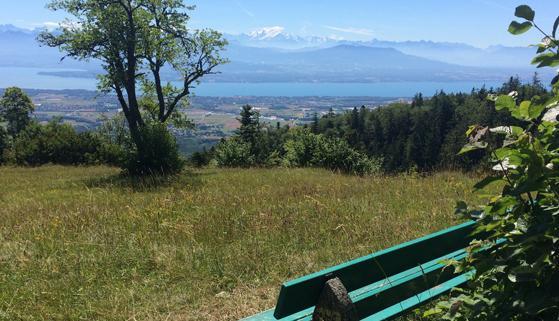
[193,75,549,173]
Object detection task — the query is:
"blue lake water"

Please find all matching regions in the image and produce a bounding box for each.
[0,67,505,97]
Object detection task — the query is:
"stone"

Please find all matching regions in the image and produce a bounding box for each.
[312,277,358,321]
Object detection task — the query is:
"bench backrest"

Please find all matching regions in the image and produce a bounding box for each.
[273,221,477,319]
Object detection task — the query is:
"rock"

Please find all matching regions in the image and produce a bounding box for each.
[312,277,358,321]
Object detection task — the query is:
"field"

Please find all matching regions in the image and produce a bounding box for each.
[0,166,493,321]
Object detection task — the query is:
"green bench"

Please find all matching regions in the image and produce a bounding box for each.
[241,221,480,321]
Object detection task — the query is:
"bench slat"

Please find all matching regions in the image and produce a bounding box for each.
[241,241,472,321]
[351,250,468,319]
[273,221,477,318]
[362,271,474,321]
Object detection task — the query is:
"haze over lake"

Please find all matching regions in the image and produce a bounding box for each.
[1,66,505,97]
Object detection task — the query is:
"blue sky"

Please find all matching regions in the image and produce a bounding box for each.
[2,0,557,47]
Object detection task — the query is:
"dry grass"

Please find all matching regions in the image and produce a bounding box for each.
[0,166,492,321]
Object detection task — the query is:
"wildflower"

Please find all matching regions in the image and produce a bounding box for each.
[546,163,554,170]
[508,91,518,99]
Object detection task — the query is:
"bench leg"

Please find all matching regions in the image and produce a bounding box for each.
[312,277,358,321]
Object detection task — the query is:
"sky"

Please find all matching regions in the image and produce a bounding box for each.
[1,0,557,48]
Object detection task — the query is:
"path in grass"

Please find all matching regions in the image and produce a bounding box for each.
[0,166,491,320]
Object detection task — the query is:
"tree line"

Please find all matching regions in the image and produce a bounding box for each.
[191,75,549,174]
[308,75,549,172]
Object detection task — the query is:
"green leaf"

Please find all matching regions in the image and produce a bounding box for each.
[459,142,488,155]
[518,100,531,119]
[529,103,546,119]
[474,176,502,190]
[495,95,516,111]
[423,308,443,317]
[531,52,559,68]
[508,21,533,35]
[466,125,478,137]
[515,5,535,21]
[536,44,547,54]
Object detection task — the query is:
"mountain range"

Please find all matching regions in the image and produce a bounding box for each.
[0,24,551,84]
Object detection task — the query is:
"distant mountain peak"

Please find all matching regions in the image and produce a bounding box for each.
[0,24,32,33]
[247,26,285,40]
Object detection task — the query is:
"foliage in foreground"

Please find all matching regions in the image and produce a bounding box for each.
[427,5,559,320]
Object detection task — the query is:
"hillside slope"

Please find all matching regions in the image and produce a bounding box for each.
[0,166,495,320]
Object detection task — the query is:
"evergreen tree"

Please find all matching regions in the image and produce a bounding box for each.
[238,105,260,145]
[311,112,319,133]
[411,93,424,107]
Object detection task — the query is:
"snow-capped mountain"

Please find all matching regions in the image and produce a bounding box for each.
[225,27,537,68]
[226,27,339,49]
[247,26,285,40]
[0,24,550,84]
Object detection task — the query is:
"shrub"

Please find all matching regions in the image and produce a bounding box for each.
[124,123,184,175]
[214,138,255,167]
[282,129,324,167]
[13,119,114,166]
[320,138,383,175]
[283,129,382,175]
[190,147,215,167]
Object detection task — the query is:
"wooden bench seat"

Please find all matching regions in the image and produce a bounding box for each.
[241,221,480,321]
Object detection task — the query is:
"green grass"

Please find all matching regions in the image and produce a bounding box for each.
[0,166,492,321]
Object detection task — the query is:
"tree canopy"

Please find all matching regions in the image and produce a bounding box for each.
[38,0,228,173]
[0,87,35,137]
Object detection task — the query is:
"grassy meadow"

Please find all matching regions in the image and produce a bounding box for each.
[0,166,494,321]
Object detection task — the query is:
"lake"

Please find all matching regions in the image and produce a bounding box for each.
[0,67,506,97]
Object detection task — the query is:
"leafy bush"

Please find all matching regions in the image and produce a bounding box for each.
[124,123,184,175]
[282,128,325,167]
[283,129,382,175]
[190,147,215,167]
[427,5,559,320]
[214,138,255,167]
[13,119,115,166]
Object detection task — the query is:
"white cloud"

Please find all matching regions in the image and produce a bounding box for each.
[323,25,374,36]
